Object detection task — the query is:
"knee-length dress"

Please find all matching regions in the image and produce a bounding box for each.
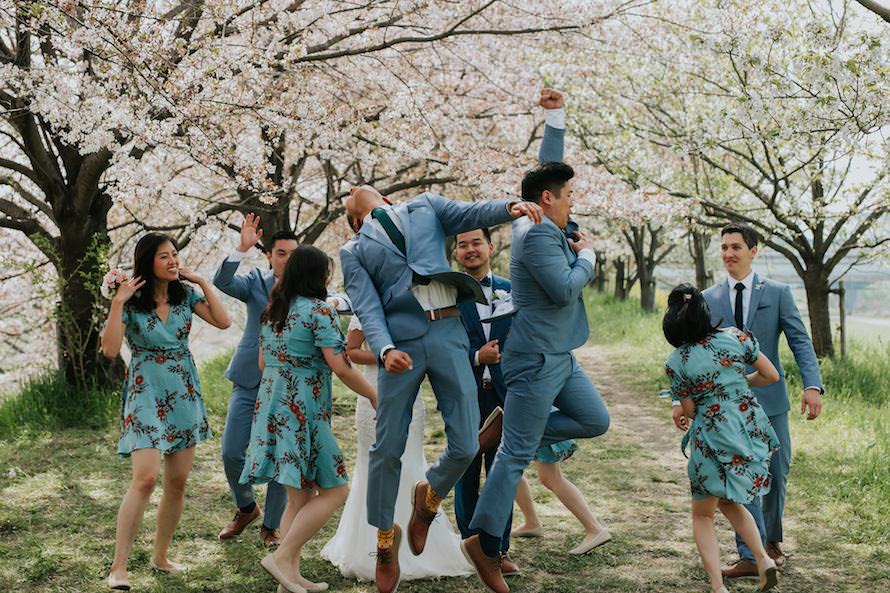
[117,285,210,457]
[665,328,779,503]
[240,296,348,490]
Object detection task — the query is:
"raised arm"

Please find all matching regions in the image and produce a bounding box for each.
[101,276,145,358]
[538,88,565,163]
[212,213,264,302]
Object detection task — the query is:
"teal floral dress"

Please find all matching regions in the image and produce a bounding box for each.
[240,297,349,491]
[665,328,779,503]
[117,285,210,457]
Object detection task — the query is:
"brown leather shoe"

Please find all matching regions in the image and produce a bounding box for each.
[721,558,757,578]
[461,535,509,593]
[765,541,786,567]
[376,524,401,593]
[218,506,260,540]
[499,552,520,576]
[261,526,281,547]
[478,407,503,452]
[407,482,437,556]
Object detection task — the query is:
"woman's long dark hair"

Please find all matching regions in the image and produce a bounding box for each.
[261,245,330,332]
[129,233,186,312]
[662,283,720,347]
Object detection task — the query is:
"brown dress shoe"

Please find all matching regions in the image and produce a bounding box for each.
[407,482,437,556]
[461,535,509,593]
[499,552,520,576]
[765,541,786,567]
[376,524,401,593]
[721,558,757,578]
[261,526,281,547]
[218,506,261,539]
[478,407,503,452]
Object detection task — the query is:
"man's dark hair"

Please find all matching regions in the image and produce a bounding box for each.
[662,283,720,348]
[479,227,492,244]
[521,161,575,204]
[721,223,759,249]
[261,246,330,332]
[267,230,299,251]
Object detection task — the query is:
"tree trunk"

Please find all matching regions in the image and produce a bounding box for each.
[613,258,627,299]
[55,191,125,388]
[594,254,607,293]
[638,266,656,311]
[689,230,713,289]
[801,267,834,358]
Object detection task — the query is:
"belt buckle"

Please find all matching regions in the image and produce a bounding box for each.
[431,308,441,321]
[481,378,493,390]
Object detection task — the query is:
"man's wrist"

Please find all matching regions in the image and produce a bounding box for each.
[577,248,596,266]
[544,107,566,130]
[380,345,395,361]
[671,400,681,407]
[228,250,247,261]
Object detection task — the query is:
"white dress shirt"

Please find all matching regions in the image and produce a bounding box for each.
[472,272,495,381]
[728,271,755,325]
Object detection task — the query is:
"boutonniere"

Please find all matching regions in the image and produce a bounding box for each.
[754,282,764,291]
[492,289,510,302]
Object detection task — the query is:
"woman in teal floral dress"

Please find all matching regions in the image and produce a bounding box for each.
[663,284,780,593]
[242,246,376,593]
[101,233,230,590]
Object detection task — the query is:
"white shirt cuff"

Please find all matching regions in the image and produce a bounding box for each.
[473,351,480,367]
[380,345,395,360]
[577,248,596,267]
[544,107,566,130]
[804,385,823,394]
[227,250,246,262]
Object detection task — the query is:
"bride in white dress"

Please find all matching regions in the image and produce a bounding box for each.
[321,316,472,581]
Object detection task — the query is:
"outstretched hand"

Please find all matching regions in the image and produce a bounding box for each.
[509,201,543,224]
[238,213,263,252]
[113,276,145,304]
[539,88,564,110]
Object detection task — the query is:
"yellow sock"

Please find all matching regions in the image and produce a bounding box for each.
[424,486,442,511]
[378,527,395,548]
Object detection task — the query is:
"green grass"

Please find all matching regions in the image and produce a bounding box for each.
[0,372,119,438]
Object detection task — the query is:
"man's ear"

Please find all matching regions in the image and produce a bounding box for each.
[266,252,272,264]
[540,190,554,205]
[751,245,759,258]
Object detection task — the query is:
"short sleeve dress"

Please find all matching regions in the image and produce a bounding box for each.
[240,296,348,491]
[117,285,210,457]
[665,328,779,503]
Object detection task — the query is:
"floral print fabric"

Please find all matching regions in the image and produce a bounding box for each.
[240,297,348,490]
[117,285,210,457]
[665,328,779,503]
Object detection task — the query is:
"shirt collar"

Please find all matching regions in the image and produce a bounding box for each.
[727,271,755,292]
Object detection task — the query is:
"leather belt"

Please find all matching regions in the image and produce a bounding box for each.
[481,378,494,391]
[425,306,460,321]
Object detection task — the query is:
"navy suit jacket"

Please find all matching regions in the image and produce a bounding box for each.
[212,259,275,389]
[458,275,512,401]
[703,274,823,416]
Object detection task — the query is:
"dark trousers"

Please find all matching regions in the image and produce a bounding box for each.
[454,384,512,552]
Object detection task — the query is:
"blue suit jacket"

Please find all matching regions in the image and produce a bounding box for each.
[212,259,275,389]
[703,274,823,416]
[458,275,512,401]
[505,215,594,354]
[340,194,514,357]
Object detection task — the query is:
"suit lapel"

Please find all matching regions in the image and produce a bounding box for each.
[746,273,766,328]
[711,281,731,327]
[359,217,403,258]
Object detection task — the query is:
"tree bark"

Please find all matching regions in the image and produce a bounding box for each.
[801,266,835,358]
[613,258,627,299]
[594,254,607,293]
[688,230,713,289]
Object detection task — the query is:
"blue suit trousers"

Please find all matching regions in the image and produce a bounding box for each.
[221,383,286,529]
[367,317,480,530]
[737,411,791,559]
[469,351,610,538]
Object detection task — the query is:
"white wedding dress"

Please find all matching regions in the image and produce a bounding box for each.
[321,317,472,581]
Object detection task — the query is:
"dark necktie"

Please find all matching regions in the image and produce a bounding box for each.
[371,207,406,255]
[479,276,491,287]
[734,282,745,329]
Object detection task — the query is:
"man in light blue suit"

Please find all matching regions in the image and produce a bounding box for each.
[689,222,823,578]
[213,216,349,547]
[462,110,610,593]
[339,128,547,593]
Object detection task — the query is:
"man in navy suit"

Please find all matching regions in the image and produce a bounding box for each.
[453,227,518,576]
[462,116,611,592]
[676,222,823,577]
[339,143,547,592]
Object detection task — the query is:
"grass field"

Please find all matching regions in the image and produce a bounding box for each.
[0,292,888,592]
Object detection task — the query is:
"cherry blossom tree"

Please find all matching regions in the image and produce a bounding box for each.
[0,0,645,386]
[553,0,890,356]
